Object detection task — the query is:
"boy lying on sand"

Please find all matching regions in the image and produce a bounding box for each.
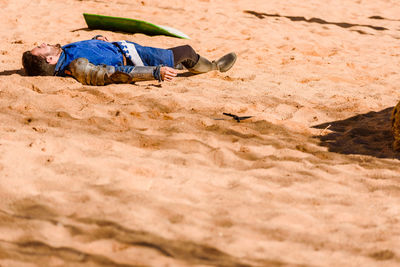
[22,35,237,85]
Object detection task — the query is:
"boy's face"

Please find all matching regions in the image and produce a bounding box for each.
[31,43,61,58]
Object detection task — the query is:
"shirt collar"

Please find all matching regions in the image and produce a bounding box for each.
[54,50,65,75]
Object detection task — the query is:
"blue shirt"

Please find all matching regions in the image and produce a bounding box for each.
[54,39,174,76]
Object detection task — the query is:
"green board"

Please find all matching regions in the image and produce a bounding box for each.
[83,13,190,39]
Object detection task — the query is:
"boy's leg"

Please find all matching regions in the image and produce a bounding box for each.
[168,45,199,69]
[169,45,237,73]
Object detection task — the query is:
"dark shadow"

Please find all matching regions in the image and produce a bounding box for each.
[145,83,162,88]
[350,29,373,35]
[71,27,131,35]
[244,10,388,32]
[71,27,91,32]
[369,15,400,21]
[312,107,400,159]
[0,69,25,76]
[177,71,199,77]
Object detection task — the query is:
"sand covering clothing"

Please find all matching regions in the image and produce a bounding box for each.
[54,39,174,76]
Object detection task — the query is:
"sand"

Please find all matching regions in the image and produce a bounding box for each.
[0,0,400,266]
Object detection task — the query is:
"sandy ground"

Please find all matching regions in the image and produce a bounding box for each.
[0,0,400,266]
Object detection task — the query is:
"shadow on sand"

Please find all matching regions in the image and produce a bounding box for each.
[369,15,400,22]
[312,107,400,159]
[177,72,198,78]
[244,10,388,33]
[0,69,25,76]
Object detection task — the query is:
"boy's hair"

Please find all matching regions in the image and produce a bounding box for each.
[22,51,56,76]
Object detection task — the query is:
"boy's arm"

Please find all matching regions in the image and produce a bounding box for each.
[68,58,176,86]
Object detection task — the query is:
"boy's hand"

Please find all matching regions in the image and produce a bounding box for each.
[94,35,109,42]
[160,66,178,81]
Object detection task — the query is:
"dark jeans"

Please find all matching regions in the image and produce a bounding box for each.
[168,45,199,68]
[114,45,199,74]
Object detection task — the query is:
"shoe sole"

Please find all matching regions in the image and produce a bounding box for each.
[218,52,237,72]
